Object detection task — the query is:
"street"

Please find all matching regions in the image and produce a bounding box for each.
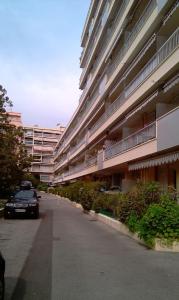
[0,193,179,300]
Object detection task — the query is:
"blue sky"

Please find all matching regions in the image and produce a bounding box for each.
[0,0,90,127]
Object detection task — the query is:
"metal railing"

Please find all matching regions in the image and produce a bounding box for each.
[64,0,156,148]
[105,122,156,160]
[69,136,86,156]
[90,27,179,138]
[108,0,156,79]
[80,0,111,74]
[54,155,67,171]
[86,156,97,167]
[89,92,125,136]
[68,163,86,176]
[80,0,128,85]
[125,27,179,97]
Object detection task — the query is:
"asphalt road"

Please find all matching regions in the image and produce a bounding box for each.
[0,193,179,300]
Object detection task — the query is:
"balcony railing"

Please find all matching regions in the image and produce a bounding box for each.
[55,1,166,161]
[69,136,86,156]
[90,27,179,137]
[86,156,97,167]
[54,175,63,183]
[107,0,156,79]
[55,155,67,171]
[80,1,111,70]
[66,155,98,177]
[62,0,156,150]
[125,26,179,97]
[105,122,156,160]
[89,92,125,136]
[80,0,128,86]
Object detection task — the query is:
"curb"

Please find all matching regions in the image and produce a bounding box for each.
[55,196,179,252]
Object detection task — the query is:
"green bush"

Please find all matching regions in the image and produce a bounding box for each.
[127,212,139,233]
[79,183,98,212]
[138,196,179,248]
[117,181,161,224]
[37,182,48,192]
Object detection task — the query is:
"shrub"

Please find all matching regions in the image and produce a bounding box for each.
[117,181,162,224]
[92,193,107,213]
[48,187,55,193]
[127,212,139,233]
[79,184,97,212]
[37,182,48,192]
[138,196,179,248]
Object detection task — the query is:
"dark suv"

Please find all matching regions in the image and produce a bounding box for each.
[0,252,5,300]
[4,189,40,219]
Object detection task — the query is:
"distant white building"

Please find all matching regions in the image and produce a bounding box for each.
[8,111,65,184]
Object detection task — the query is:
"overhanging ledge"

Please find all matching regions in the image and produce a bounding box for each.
[128,151,179,171]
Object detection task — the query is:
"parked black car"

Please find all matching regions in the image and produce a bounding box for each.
[0,252,5,300]
[4,189,40,219]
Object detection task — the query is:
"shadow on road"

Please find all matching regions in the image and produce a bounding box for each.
[9,278,26,300]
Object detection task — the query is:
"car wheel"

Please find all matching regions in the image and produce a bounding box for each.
[0,278,4,300]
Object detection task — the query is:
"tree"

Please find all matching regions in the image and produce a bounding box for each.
[0,85,31,197]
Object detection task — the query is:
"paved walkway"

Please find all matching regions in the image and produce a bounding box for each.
[0,193,179,299]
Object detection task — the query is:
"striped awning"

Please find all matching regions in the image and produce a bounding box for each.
[129,151,179,171]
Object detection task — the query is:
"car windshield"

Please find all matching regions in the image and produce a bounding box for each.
[14,190,35,200]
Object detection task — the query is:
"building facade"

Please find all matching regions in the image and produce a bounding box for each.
[7,112,23,127]
[24,126,65,184]
[7,112,65,184]
[54,0,179,192]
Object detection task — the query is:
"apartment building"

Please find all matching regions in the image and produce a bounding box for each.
[24,126,65,184]
[54,0,179,192]
[7,112,23,127]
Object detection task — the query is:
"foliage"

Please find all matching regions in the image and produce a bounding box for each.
[117,181,161,223]
[138,195,179,248]
[92,193,120,217]
[51,179,179,246]
[48,187,55,193]
[22,173,40,188]
[127,212,139,233]
[37,182,48,192]
[0,86,31,197]
[0,199,7,209]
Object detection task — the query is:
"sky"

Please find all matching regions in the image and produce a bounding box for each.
[0,0,90,128]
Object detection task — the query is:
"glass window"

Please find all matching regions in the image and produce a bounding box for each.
[14,190,35,200]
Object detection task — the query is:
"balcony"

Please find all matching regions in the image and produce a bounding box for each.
[80,0,111,68]
[61,0,157,151]
[125,27,179,97]
[104,122,156,160]
[90,27,179,137]
[55,5,178,164]
[54,156,68,171]
[80,0,129,86]
[107,0,156,80]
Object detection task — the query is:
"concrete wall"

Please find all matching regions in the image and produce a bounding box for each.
[157,108,179,151]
